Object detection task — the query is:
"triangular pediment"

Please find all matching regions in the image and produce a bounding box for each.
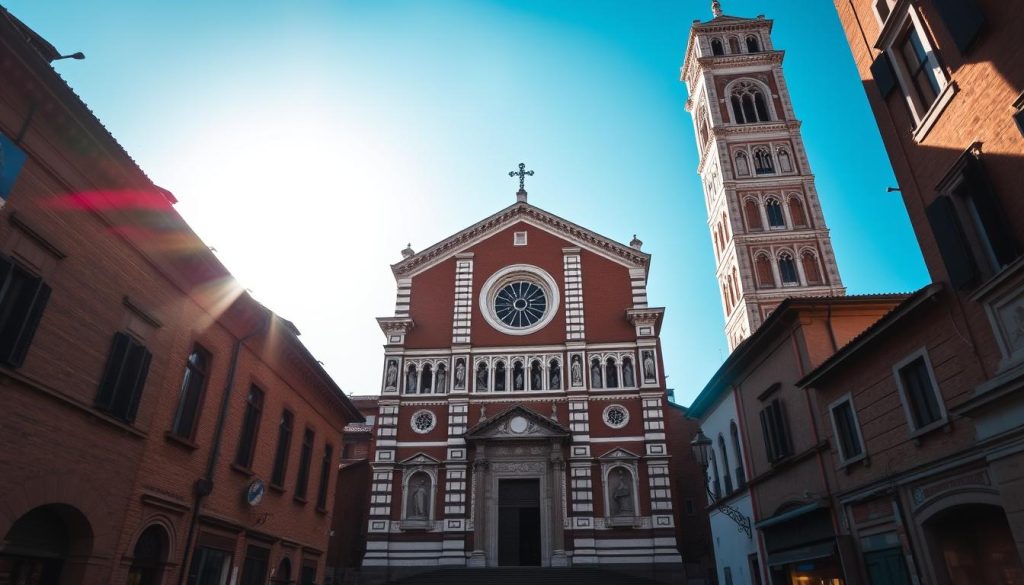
[598,447,641,461]
[391,201,650,279]
[465,404,570,442]
[398,452,441,466]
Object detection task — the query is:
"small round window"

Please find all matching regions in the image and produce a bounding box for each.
[604,405,629,429]
[412,410,436,434]
[494,281,548,329]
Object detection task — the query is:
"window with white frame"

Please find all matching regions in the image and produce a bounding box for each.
[874,5,952,137]
[829,395,866,464]
[893,350,946,434]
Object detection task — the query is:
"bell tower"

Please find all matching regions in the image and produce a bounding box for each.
[681,3,845,350]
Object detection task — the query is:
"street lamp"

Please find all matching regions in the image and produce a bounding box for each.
[691,430,751,538]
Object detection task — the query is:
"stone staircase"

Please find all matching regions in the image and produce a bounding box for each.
[388,567,662,585]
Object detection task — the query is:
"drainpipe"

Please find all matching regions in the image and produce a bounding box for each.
[177,310,271,585]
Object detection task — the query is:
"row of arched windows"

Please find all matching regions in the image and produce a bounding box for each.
[475,356,562,392]
[752,248,825,289]
[721,266,743,316]
[734,145,795,178]
[588,354,637,389]
[709,34,762,56]
[712,211,730,260]
[741,193,810,232]
[403,361,449,394]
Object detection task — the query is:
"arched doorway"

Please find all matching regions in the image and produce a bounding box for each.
[127,525,168,585]
[0,504,93,585]
[923,503,1024,585]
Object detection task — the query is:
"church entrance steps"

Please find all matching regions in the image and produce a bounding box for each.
[388,567,662,585]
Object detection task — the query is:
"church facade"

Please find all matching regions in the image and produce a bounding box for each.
[363,186,684,580]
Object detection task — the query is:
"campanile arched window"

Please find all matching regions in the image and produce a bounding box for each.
[729,81,772,124]
[746,35,760,52]
[765,198,785,228]
[754,148,776,175]
[779,252,799,284]
[711,38,725,56]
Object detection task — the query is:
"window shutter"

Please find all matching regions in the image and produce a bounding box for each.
[775,400,792,458]
[97,333,131,411]
[926,196,978,289]
[964,157,1020,267]
[759,408,775,462]
[933,0,985,53]
[870,53,898,97]
[124,344,151,422]
[5,279,51,367]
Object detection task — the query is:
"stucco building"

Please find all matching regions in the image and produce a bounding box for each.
[0,10,362,585]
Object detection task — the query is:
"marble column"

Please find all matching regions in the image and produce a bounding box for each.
[550,441,568,567]
[469,447,489,567]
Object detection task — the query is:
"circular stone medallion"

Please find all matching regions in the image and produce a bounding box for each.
[509,415,529,434]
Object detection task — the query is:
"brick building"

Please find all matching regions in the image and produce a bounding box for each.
[790,0,1024,584]
[0,9,362,585]
[362,182,695,582]
[688,295,908,585]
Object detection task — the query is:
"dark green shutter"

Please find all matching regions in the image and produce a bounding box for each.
[926,196,978,289]
[96,333,131,411]
[5,279,50,367]
[933,0,985,53]
[964,157,1019,267]
[870,53,899,97]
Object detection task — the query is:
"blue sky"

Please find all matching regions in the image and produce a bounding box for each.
[6,0,929,404]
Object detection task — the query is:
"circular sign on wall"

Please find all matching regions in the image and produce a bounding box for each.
[246,478,266,506]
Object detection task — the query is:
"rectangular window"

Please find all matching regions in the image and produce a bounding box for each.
[239,545,269,585]
[172,345,211,438]
[685,499,695,515]
[829,395,866,463]
[270,409,294,488]
[0,255,51,368]
[316,444,333,509]
[514,231,528,246]
[234,385,264,469]
[1014,93,1024,138]
[928,150,1018,289]
[724,567,734,585]
[95,332,152,423]
[895,352,946,433]
[187,545,232,585]
[898,26,940,110]
[759,399,793,463]
[300,561,317,585]
[295,428,315,500]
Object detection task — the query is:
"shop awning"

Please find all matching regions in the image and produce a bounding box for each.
[755,501,827,530]
[766,542,836,567]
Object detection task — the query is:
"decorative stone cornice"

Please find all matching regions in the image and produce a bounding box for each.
[377,316,415,336]
[391,202,650,278]
[626,307,665,337]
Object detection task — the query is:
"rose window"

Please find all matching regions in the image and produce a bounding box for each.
[494,281,548,329]
[604,405,629,429]
[412,410,436,433]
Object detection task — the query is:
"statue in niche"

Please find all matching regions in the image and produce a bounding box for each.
[476,364,488,391]
[531,363,542,390]
[611,469,634,516]
[514,368,524,391]
[623,360,635,387]
[385,361,398,388]
[409,476,429,519]
[480,404,487,421]
[571,355,583,386]
[549,365,560,389]
[436,367,447,392]
[643,352,656,381]
[406,367,417,393]
[454,359,466,388]
[591,360,602,388]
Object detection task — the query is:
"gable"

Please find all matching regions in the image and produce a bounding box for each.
[465,404,570,441]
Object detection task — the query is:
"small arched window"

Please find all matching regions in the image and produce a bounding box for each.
[420,363,432,394]
[711,38,725,56]
[728,37,741,54]
[779,253,799,284]
[730,422,746,488]
[735,151,751,177]
[778,148,794,173]
[754,253,775,288]
[718,435,733,494]
[754,149,775,175]
[765,198,785,228]
[128,524,168,585]
[530,360,543,390]
[405,365,417,394]
[789,196,808,227]
[732,267,741,301]
[744,198,762,231]
[476,361,489,391]
[622,356,635,387]
[548,359,561,390]
[512,361,525,391]
[746,35,760,53]
[273,558,292,585]
[802,251,824,284]
[710,447,722,498]
[494,361,507,392]
[605,358,619,389]
[590,358,603,389]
